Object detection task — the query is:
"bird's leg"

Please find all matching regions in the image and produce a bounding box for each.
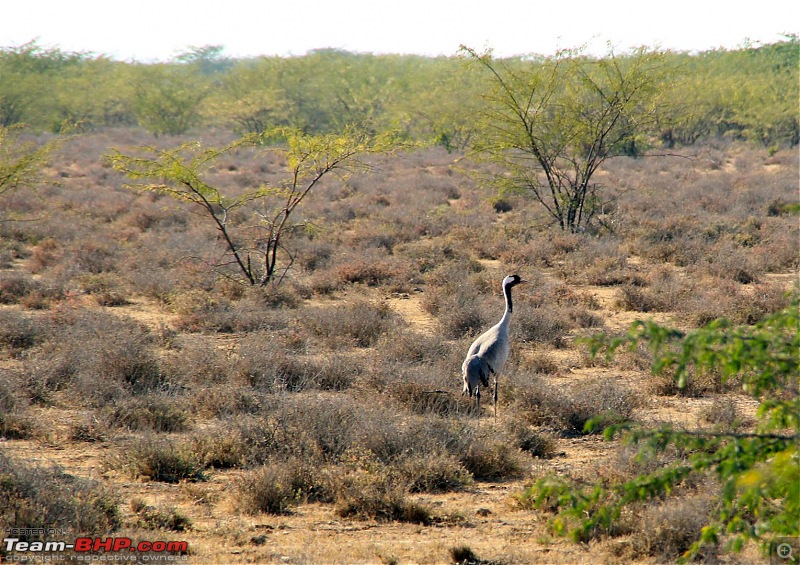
[494,377,498,420]
[475,385,481,416]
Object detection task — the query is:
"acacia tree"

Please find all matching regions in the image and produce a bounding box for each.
[463,45,676,232]
[0,126,61,201]
[522,299,799,560]
[107,127,402,285]
[132,65,209,136]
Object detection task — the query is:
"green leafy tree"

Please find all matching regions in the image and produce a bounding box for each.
[463,45,677,232]
[174,45,233,75]
[107,127,406,285]
[0,125,60,199]
[210,58,291,134]
[132,64,210,136]
[520,298,799,561]
[0,41,89,129]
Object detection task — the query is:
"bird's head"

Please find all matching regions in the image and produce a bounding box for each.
[502,274,526,288]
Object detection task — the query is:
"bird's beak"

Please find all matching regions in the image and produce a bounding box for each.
[519,279,528,284]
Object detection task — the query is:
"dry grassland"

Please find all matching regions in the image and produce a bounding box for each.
[0,130,797,564]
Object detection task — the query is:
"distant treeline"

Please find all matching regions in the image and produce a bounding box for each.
[1,38,797,149]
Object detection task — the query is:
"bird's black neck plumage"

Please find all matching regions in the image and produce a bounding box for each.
[503,282,513,314]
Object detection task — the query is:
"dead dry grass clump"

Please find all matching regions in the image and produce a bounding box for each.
[388,379,472,417]
[130,499,192,532]
[169,290,238,333]
[514,305,573,347]
[161,336,230,385]
[399,452,473,493]
[21,309,164,405]
[234,333,359,392]
[101,394,191,433]
[698,397,745,432]
[300,299,400,348]
[0,452,120,538]
[0,272,38,304]
[517,378,639,435]
[460,437,526,480]
[421,280,488,339]
[505,418,557,458]
[648,367,733,398]
[0,309,42,355]
[0,376,35,439]
[75,273,131,306]
[333,256,406,288]
[394,238,472,275]
[110,436,207,483]
[323,448,433,524]
[377,328,453,365]
[189,384,264,419]
[236,458,317,515]
[678,279,792,327]
[632,497,717,561]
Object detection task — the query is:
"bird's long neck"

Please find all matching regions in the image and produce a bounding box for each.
[499,282,513,326]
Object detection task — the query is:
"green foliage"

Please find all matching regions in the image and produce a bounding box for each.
[464,44,677,232]
[521,298,799,560]
[1,38,796,148]
[132,64,209,136]
[107,127,407,285]
[0,125,61,201]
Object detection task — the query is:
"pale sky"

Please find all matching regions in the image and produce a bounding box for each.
[3,0,798,61]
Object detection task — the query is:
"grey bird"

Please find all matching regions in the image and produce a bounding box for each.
[462,274,526,415]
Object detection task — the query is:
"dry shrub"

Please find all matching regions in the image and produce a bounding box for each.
[421,282,487,339]
[301,300,400,348]
[506,418,556,458]
[0,272,40,304]
[189,425,247,469]
[728,282,793,325]
[0,452,120,538]
[615,284,661,312]
[514,304,572,347]
[102,394,190,433]
[68,419,106,443]
[389,381,470,417]
[702,241,761,284]
[449,545,481,565]
[112,436,207,483]
[169,290,237,333]
[23,309,163,405]
[0,309,41,354]
[240,283,301,310]
[161,337,230,386]
[698,397,744,432]
[0,376,35,439]
[460,439,526,481]
[234,333,359,392]
[324,448,432,524]
[399,453,473,493]
[236,458,317,515]
[394,238,471,275]
[377,328,453,365]
[76,273,130,306]
[517,378,639,435]
[333,257,403,287]
[190,384,263,419]
[130,499,192,532]
[518,351,560,374]
[633,497,717,561]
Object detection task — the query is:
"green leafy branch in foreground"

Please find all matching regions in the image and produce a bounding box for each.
[520,297,799,561]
